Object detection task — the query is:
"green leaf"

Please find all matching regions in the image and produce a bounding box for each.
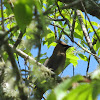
[93,40,100,51]
[47,75,84,100]
[74,21,83,40]
[39,58,47,64]
[14,2,32,31]
[4,1,13,15]
[91,21,98,26]
[66,47,79,67]
[74,32,83,40]
[34,0,47,32]
[96,40,100,51]
[3,52,8,61]
[64,28,71,35]
[46,0,55,8]
[47,90,56,100]
[0,10,1,18]
[78,54,88,61]
[92,80,100,100]
[64,84,92,100]
[44,30,56,48]
[96,29,100,37]
[7,22,16,29]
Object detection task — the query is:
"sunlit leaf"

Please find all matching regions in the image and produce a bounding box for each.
[74,21,83,40]
[64,84,92,100]
[78,53,88,61]
[92,80,100,100]
[64,28,71,35]
[66,47,79,67]
[93,40,100,51]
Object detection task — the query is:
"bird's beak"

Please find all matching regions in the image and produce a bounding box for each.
[63,45,72,51]
[69,45,72,48]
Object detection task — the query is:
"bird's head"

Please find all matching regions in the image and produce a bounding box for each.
[58,41,72,51]
[52,41,72,54]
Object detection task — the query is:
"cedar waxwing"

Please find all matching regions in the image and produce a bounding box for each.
[44,41,72,75]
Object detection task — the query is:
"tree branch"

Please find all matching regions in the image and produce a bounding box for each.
[8,44,55,75]
[5,43,27,100]
[76,10,100,64]
[14,30,25,48]
[48,16,65,21]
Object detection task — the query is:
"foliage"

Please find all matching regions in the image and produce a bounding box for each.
[0,0,100,100]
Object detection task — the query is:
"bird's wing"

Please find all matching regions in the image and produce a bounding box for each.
[54,54,66,74]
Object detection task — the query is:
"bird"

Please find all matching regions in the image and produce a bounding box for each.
[44,41,72,75]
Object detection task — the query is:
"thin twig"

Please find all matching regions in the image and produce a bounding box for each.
[21,69,30,72]
[0,15,14,25]
[14,30,25,48]
[71,10,76,76]
[56,1,72,31]
[8,0,14,11]
[48,16,65,21]
[0,25,18,40]
[86,54,91,76]
[54,9,57,39]
[73,65,74,76]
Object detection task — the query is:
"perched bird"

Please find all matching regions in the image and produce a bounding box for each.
[44,41,72,75]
